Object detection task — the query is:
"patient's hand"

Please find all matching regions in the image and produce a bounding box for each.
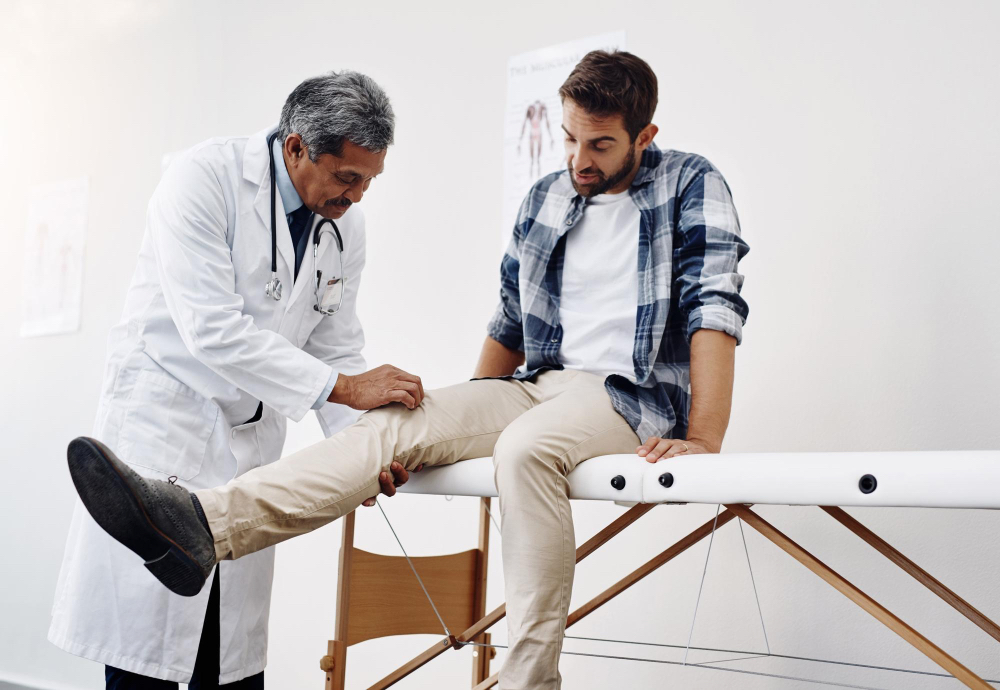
[361,461,424,507]
[637,437,711,463]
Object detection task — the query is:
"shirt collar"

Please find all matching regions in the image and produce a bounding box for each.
[630,141,663,187]
[271,136,304,216]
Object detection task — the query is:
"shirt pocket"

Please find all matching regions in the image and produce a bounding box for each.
[118,369,220,480]
[295,251,342,346]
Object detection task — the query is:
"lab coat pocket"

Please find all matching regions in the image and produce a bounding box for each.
[229,418,263,479]
[119,369,219,480]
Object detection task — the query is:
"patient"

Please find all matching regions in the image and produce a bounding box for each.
[68,50,749,690]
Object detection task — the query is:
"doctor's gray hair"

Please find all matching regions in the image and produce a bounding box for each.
[278,70,395,159]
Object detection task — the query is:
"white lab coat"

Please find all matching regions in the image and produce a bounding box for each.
[48,126,367,683]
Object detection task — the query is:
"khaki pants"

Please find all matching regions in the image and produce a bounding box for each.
[196,369,640,689]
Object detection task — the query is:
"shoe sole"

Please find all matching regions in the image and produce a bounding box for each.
[67,437,208,597]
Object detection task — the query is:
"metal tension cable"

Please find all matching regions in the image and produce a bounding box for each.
[377,500,454,645]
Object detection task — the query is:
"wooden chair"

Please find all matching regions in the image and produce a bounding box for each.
[320,499,496,689]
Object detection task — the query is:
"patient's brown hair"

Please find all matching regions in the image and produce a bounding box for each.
[558,50,658,141]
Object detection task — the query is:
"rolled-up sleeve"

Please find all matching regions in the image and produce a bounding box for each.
[674,168,750,344]
[486,229,525,352]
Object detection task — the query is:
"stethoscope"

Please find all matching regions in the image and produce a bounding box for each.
[265,132,345,315]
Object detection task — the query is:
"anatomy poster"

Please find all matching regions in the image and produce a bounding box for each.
[20,177,89,337]
[501,31,626,250]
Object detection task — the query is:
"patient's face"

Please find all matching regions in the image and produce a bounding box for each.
[561,99,637,197]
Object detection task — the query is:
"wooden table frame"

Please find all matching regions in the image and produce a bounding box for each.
[320,502,999,689]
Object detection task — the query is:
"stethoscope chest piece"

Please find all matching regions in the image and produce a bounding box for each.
[265,274,282,301]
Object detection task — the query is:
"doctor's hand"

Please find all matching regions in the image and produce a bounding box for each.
[329,365,425,410]
[361,461,424,507]
[637,437,712,463]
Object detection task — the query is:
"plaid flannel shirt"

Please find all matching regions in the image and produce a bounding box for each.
[487,143,749,441]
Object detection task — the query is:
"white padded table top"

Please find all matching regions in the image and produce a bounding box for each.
[397,451,1000,509]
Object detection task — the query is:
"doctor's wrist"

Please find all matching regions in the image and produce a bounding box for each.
[328,373,354,406]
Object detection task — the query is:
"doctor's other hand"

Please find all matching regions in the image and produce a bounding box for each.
[330,365,425,410]
[361,461,424,507]
[637,437,711,463]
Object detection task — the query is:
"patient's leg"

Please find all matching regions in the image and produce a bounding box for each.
[65,369,616,600]
[491,372,640,690]
[198,377,535,562]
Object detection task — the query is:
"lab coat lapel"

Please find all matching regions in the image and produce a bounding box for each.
[246,127,296,292]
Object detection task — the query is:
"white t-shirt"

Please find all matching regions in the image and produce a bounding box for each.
[558,189,640,382]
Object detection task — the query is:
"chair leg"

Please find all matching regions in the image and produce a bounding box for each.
[321,640,347,690]
[471,498,493,685]
[471,632,495,685]
[323,511,356,689]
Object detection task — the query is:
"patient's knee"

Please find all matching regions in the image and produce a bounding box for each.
[355,404,422,468]
[492,430,565,486]
[357,403,409,438]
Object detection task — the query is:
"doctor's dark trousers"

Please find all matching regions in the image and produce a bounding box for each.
[104,568,265,689]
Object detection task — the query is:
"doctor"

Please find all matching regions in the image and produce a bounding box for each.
[49,71,423,688]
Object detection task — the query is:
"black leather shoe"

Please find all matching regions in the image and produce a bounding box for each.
[67,436,216,596]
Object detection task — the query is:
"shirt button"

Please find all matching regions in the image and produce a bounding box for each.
[565,218,573,226]
[551,338,559,343]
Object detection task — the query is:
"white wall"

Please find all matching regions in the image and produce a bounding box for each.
[1,0,998,688]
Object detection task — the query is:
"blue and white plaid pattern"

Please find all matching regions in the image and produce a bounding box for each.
[487,143,749,441]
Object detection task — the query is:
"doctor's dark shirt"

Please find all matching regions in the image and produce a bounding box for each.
[487,143,749,442]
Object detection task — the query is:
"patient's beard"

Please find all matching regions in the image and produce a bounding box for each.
[571,144,637,198]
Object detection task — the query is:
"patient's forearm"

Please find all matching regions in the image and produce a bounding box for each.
[474,337,525,378]
[686,329,736,453]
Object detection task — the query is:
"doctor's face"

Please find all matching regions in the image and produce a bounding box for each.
[282,135,386,220]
